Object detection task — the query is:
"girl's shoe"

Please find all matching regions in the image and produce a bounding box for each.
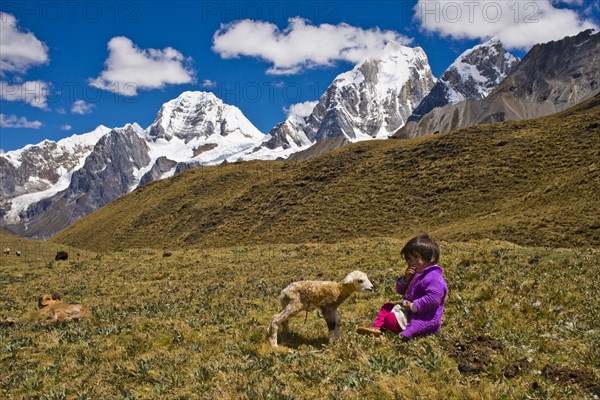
[356,326,382,336]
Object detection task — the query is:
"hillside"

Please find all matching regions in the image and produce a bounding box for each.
[53,93,600,251]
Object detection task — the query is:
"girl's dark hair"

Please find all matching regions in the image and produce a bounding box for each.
[401,233,440,265]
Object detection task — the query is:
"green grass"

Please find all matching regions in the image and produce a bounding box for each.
[1,238,598,399]
[53,93,600,252]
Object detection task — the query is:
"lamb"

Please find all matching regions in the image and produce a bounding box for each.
[268,270,373,347]
[2,248,9,255]
[16,251,21,257]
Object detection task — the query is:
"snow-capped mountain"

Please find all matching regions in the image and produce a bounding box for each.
[397,29,600,139]
[0,125,111,223]
[1,92,267,238]
[147,91,262,142]
[140,91,265,183]
[409,38,519,121]
[250,108,314,160]
[261,42,436,151]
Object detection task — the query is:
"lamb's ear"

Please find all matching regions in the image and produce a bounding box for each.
[343,272,354,285]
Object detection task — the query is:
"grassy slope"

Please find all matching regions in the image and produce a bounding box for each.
[0,240,598,399]
[53,94,600,252]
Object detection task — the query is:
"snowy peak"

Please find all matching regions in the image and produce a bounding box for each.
[2,125,111,170]
[313,42,435,140]
[0,124,111,193]
[55,124,113,152]
[0,125,111,224]
[262,42,436,150]
[444,37,519,100]
[141,91,268,182]
[398,29,600,140]
[337,43,433,95]
[256,116,312,159]
[409,38,519,121]
[146,91,263,143]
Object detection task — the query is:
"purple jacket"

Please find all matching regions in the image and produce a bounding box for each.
[396,265,447,339]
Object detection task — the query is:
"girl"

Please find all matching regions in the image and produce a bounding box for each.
[357,233,448,339]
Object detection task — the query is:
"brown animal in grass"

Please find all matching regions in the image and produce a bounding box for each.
[1,292,92,326]
[35,292,91,323]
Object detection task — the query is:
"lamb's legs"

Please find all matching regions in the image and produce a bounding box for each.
[280,320,289,333]
[268,302,303,347]
[322,307,341,342]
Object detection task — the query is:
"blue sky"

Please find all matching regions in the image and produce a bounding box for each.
[1,0,598,152]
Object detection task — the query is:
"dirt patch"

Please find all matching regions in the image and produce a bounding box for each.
[542,363,600,395]
[502,358,530,378]
[444,335,502,374]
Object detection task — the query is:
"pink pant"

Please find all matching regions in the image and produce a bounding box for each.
[372,302,402,333]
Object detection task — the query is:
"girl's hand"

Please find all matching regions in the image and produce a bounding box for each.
[401,299,412,311]
[404,266,416,281]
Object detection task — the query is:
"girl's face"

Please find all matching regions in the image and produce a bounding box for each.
[405,253,428,273]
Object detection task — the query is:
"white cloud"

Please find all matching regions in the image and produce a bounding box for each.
[0,12,49,75]
[285,100,318,119]
[212,18,412,75]
[414,0,598,49]
[89,36,195,96]
[56,107,67,115]
[201,79,217,88]
[71,99,94,115]
[0,148,4,155]
[61,124,73,131]
[0,80,50,108]
[0,113,42,129]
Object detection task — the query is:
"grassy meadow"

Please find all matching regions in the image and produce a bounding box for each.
[1,238,598,399]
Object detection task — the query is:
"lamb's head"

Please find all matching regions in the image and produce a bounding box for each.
[38,292,61,308]
[342,270,373,293]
